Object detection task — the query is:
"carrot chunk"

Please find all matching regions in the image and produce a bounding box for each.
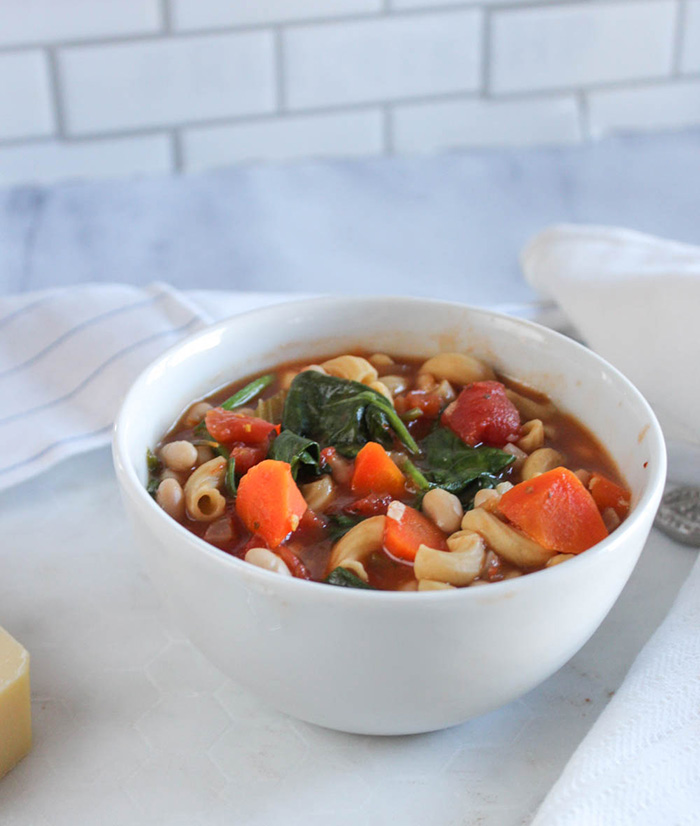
[236,460,308,548]
[351,441,406,499]
[205,408,276,445]
[498,467,608,554]
[384,501,448,562]
[588,473,631,519]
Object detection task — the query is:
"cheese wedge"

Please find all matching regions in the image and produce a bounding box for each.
[0,627,31,780]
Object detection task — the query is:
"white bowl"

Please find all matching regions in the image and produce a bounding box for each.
[112,297,666,735]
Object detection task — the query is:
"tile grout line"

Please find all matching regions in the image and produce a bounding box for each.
[2,71,700,152]
[481,7,492,97]
[160,0,173,33]
[274,28,286,112]
[0,0,673,55]
[672,0,688,75]
[45,47,67,139]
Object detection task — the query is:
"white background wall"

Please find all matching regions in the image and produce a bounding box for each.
[0,0,698,185]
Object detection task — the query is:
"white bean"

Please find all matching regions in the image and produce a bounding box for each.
[160,440,198,472]
[156,478,185,522]
[183,401,212,428]
[422,488,463,534]
[245,547,292,576]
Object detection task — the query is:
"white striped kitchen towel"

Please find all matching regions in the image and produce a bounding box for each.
[0,282,211,492]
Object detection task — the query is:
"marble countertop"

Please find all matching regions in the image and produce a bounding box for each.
[1,129,700,300]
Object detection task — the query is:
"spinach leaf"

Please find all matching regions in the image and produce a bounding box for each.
[221,374,273,410]
[268,430,321,479]
[418,426,514,495]
[225,455,236,497]
[282,371,418,457]
[325,567,375,589]
[146,448,161,497]
[326,513,363,542]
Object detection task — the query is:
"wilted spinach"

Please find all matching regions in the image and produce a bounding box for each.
[417,426,514,497]
[268,430,321,479]
[325,567,375,589]
[282,371,418,457]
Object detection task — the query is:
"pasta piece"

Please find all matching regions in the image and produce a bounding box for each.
[505,389,555,421]
[301,476,336,513]
[368,353,394,368]
[414,542,485,587]
[521,448,564,480]
[517,419,545,453]
[418,580,455,591]
[419,353,494,385]
[338,559,369,582]
[321,355,378,384]
[461,508,554,568]
[184,456,227,522]
[380,375,410,396]
[328,515,386,570]
[368,380,393,402]
[546,553,575,567]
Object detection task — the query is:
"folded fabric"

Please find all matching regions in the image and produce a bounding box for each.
[521,225,700,446]
[0,283,213,491]
[525,225,700,826]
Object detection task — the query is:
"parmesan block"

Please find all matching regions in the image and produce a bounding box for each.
[0,627,31,780]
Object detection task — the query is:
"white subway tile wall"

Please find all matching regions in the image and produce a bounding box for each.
[0,0,696,183]
[183,110,383,171]
[681,0,700,73]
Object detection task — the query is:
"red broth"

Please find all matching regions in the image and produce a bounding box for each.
[148,352,629,591]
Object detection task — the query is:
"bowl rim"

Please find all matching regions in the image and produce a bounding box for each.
[112,294,667,602]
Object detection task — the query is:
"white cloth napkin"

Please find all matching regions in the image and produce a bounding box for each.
[524,225,700,826]
[521,224,700,447]
[0,284,320,492]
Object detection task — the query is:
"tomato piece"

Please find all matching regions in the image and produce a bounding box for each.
[293,508,328,543]
[442,381,521,447]
[276,545,312,580]
[384,501,448,562]
[345,493,393,517]
[205,408,276,445]
[499,467,608,554]
[588,473,631,519]
[395,391,443,419]
[231,444,267,475]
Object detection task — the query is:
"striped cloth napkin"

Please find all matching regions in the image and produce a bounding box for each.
[0,283,210,492]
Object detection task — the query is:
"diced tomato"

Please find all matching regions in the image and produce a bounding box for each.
[384,501,448,562]
[442,381,521,447]
[345,493,393,517]
[320,446,337,469]
[588,473,631,519]
[499,467,608,554]
[205,408,276,446]
[395,391,443,419]
[231,444,268,475]
[293,508,328,543]
[277,545,312,580]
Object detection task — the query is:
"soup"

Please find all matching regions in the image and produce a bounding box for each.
[147,351,630,591]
